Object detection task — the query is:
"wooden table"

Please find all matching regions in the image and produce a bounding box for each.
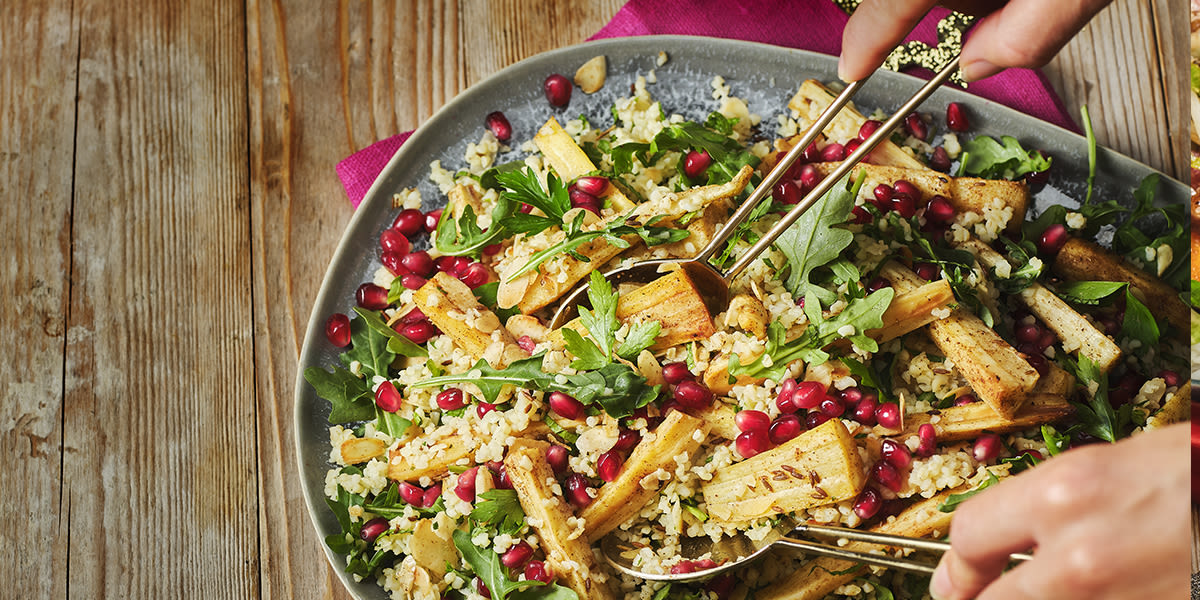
[1,0,1188,597]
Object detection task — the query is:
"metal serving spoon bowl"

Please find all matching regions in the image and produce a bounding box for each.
[550,57,961,329]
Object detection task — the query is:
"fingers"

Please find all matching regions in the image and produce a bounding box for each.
[960,0,1113,81]
[838,0,937,81]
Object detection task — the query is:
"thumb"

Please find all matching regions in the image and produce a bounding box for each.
[960,0,1112,81]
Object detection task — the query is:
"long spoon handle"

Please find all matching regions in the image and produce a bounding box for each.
[692,77,868,265]
[722,55,962,283]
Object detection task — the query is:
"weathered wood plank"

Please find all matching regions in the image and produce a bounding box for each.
[61,0,256,597]
[0,1,78,598]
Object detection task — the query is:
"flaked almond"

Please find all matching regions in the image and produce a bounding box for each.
[341,437,387,464]
[574,55,607,94]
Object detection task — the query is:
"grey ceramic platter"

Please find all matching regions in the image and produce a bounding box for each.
[294,35,1187,599]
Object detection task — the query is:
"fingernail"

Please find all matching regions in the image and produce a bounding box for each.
[837,55,849,82]
[961,59,1000,82]
[929,560,953,600]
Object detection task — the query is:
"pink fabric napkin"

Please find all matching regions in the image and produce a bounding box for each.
[336,0,1078,207]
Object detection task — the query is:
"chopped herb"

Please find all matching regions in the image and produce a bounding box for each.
[773,173,863,305]
[1071,355,1121,442]
[353,307,429,359]
[960,135,1051,180]
[505,211,688,281]
[471,489,526,535]
[1041,424,1071,456]
[680,497,709,522]
[374,405,412,438]
[452,529,578,600]
[305,364,374,424]
[937,470,1000,512]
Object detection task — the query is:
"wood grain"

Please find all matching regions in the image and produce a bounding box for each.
[0,1,78,598]
[60,0,256,597]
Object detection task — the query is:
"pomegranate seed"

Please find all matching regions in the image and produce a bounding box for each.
[659,400,683,416]
[785,159,806,180]
[400,307,426,324]
[1037,329,1057,350]
[929,146,951,172]
[844,138,863,157]
[1015,322,1041,344]
[549,392,585,420]
[424,208,443,233]
[903,112,928,140]
[360,517,389,543]
[454,466,479,502]
[875,402,901,428]
[1038,224,1069,255]
[1109,387,1133,407]
[612,428,640,453]
[851,205,872,224]
[892,193,917,218]
[925,195,955,222]
[1025,352,1049,376]
[524,561,552,583]
[399,482,425,506]
[841,387,865,405]
[422,484,442,508]
[569,186,600,210]
[707,574,737,600]
[356,283,389,310]
[392,209,425,237]
[735,429,770,458]
[597,450,624,482]
[436,388,466,411]
[374,381,403,412]
[773,179,802,205]
[484,110,513,142]
[801,142,822,163]
[819,396,845,418]
[914,262,939,281]
[380,251,410,277]
[1117,372,1142,392]
[565,474,592,507]
[858,119,882,141]
[820,142,846,162]
[546,445,570,475]
[1025,168,1050,186]
[434,255,458,273]
[661,362,692,385]
[380,228,411,255]
[400,273,427,290]
[543,73,572,107]
[476,578,492,599]
[397,251,432,277]
[476,402,496,418]
[325,313,352,347]
[792,381,826,410]
[483,243,503,256]
[775,379,799,413]
[880,439,912,470]
[670,561,696,575]
[683,149,712,179]
[866,277,891,293]
[673,380,714,410]
[872,184,894,211]
[853,488,882,520]
[946,102,969,132]
[798,164,822,192]
[916,423,937,457]
[519,203,534,214]
[873,462,904,492]
[693,559,719,570]
[768,414,804,444]
[458,263,490,289]
[501,541,534,569]
[806,412,831,428]
[954,394,978,406]
[1158,370,1182,387]
[574,176,608,196]
[972,433,1002,462]
[399,321,437,344]
[736,410,771,434]
[854,396,878,425]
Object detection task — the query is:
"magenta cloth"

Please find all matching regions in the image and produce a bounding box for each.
[336,0,1077,207]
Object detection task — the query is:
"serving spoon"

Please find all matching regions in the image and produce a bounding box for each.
[601,517,1032,583]
[549,56,961,328]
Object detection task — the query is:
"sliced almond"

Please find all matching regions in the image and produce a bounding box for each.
[574,55,607,94]
[340,437,387,464]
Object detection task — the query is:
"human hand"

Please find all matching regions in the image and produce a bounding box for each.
[838,0,1114,83]
[929,423,1190,600]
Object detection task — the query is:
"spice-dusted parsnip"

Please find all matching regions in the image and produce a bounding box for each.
[1053,237,1190,331]
[875,394,1074,442]
[786,79,927,170]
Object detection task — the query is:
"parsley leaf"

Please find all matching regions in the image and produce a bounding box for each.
[616,321,661,360]
[1041,424,1071,456]
[1072,355,1119,442]
[562,328,609,371]
[773,173,862,304]
[937,470,1000,512]
[961,135,1051,180]
[611,115,760,186]
[324,467,397,579]
[993,238,1043,294]
[305,365,375,424]
[470,489,526,535]
[1055,281,1159,348]
[729,289,894,381]
[579,271,620,360]
[436,201,517,257]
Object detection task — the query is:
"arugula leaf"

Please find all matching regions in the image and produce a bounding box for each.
[375,405,412,438]
[1072,355,1119,442]
[1121,289,1159,348]
[340,313,399,377]
[353,307,429,358]
[773,173,862,304]
[471,489,526,535]
[1054,281,1126,305]
[305,365,375,424]
[453,529,545,600]
[961,135,1051,180]
[324,467,398,579]
[1081,105,1097,204]
[937,470,1000,512]
[712,192,775,268]
[412,355,659,418]
[993,238,1043,294]
[611,116,760,186]
[999,451,1042,474]
[729,289,894,381]
[504,212,687,281]
[840,356,891,402]
[616,321,661,360]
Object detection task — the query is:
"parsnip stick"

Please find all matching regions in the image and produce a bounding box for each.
[1052,237,1190,332]
[873,394,1073,442]
[387,434,473,482]
[786,79,927,170]
[505,439,619,600]
[702,419,866,523]
[535,117,634,211]
[414,272,525,368]
[582,411,710,540]
[1146,382,1190,429]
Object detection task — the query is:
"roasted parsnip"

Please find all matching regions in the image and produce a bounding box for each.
[414,272,526,368]
[1053,237,1189,332]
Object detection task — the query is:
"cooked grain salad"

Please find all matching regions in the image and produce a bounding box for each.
[306,62,1191,600]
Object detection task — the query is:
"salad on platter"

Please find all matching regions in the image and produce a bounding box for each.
[305,52,1191,600]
